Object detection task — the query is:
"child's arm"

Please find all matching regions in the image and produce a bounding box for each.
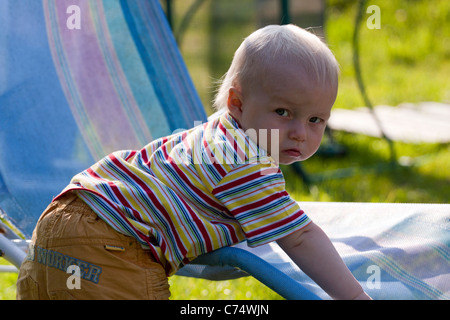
[277,221,371,300]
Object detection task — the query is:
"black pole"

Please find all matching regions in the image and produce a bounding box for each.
[353,0,396,165]
[280,0,291,24]
[165,0,173,29]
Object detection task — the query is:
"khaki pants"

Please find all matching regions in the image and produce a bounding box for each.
[16,193,170,300]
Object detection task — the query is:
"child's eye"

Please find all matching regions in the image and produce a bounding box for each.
[275,108,289,117]
[309,117,322,124]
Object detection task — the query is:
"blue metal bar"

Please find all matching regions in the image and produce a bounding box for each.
[192,246,321,300]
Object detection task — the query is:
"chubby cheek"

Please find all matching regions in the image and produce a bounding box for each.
[306,131,325,156]
[293,131,325,162]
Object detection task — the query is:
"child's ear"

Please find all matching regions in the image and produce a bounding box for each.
[227,87,243,116]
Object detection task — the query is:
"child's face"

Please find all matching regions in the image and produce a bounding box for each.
[228,61,337,165]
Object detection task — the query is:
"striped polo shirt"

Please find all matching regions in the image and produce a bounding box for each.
[58,112,311,275]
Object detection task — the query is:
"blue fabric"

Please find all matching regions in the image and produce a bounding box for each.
[0,1,90,235]
[0,0,206,237]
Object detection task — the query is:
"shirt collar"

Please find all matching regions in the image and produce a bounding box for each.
[218,111,269,160]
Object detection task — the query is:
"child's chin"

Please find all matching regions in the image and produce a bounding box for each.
[279,158,301,165]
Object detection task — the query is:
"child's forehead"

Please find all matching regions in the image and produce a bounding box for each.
[249,60,337,106]
[240,35,339,89]
[256,59,318,89]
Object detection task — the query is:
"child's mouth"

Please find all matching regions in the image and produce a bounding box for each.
[283,149,302,158]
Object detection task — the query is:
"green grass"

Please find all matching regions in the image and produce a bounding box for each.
[175,0,450,113]
[0,262,18,300]
[327,0,450,110]
[2,0,448,300]
[168,276,283,300]
[285,132,450,203]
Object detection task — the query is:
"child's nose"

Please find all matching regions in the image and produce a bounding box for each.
[289,122,307,142]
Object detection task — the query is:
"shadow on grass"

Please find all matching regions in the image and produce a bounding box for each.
[282,132,449,203]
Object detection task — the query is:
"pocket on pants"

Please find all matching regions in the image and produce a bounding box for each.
[16,275,39,300]
[105,245,171,300]
[145,263,171,300]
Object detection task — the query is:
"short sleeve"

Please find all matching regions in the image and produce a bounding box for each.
[212,160,311,247]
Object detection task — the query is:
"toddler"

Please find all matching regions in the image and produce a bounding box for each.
[17,24,370,300]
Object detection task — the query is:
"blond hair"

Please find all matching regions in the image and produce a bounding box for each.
[212,24,339,111]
